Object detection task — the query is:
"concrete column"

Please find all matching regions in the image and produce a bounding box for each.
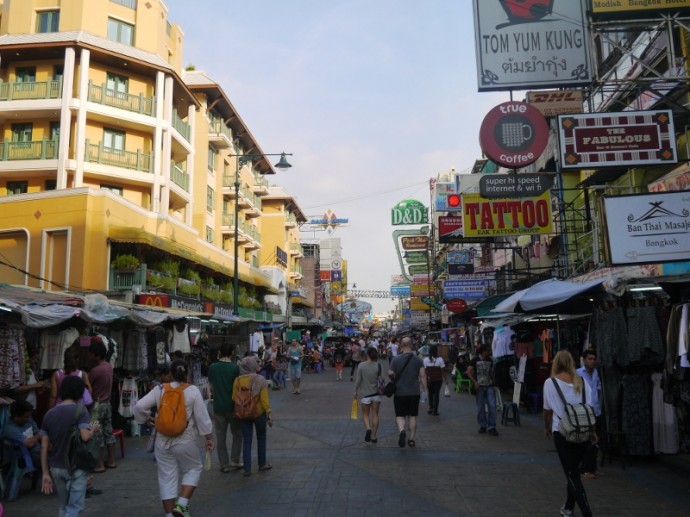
[57,47,77,189]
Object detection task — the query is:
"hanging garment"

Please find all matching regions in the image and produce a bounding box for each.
[593,306,627,368]
[118,377,139,418]
[39,327,79,370]
[122,329,143,372]
[625,305,665,367]
[621,374,652,456]
[0,327,25,390]
[651,372,679,454]
[169,321,191,354]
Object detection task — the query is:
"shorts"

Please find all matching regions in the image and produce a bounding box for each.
[288,363,302,380]
[92,401,116,447]
[393,395,420,417]
[361,395,382,405]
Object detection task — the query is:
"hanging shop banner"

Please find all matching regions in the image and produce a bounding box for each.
[410,298,429,311]
[479,173,553,199]
[401,235,429,250]
[439,216,463,243]
[391,199,428,225]
[404,251,428,264]
[443,280,488,301]
[320,270,332,282]
[408,264,429,275]
[558,110,677,169]
[591,0,690,19]
[137,293,171,307]
[462,191,553,238]
[390,285,411,297]
[479,101,550,168]
[473,0,591,91]
[648,163,690,193]
[447,299,469,314]
[435,182,462,212]
[449,263,475,276]
[602,191,690,266]
[447,249,476,264]
[526,90,583,117]
[331,271,343,282]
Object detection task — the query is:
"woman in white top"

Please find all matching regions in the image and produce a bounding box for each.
[134,360,214,517]
[423,345,446,416]
[354,347,383,443]
[543,351,595,517]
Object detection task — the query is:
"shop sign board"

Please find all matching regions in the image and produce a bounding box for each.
[439,216,463,243]
[558,110,677,169]
[603,191,690,265]
[443,280,488,300]
[320,270,331,282]
[391,199,428,225]
[479,173,553,199]
[331,271,342,282]
[391,274,406,286]
[390,285,410,297]
[447,249,475,264]
[479,101,550,168]
[408,264,429,275]
[527,89,583,117]
[447,299,468,314]
[401,235,429,250]
[404,251,428,264]
[462,191,553,238]
[473,0,591,91]
[591,0,690,18]
[410,298,429,311]
[137,293,171,307]
[449,263,475,275]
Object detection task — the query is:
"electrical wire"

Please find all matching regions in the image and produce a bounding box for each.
[302,179,429,210]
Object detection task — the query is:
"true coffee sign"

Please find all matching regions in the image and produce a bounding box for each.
[479,101,549,168]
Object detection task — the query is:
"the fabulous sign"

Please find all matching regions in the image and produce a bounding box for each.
[473,0,591,91]
[391,199,428,225]
[558,110,677,169]
[462,191,553,238]
[603,191,690,266]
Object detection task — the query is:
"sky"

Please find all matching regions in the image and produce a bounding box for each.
[165,0,508,315]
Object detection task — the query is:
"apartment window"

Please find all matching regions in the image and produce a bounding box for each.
[50,122,60,141]
[45,180,57,190]
[36,10,59,33]
[106,72,128,95]
[12,123,33,142]
[101,184,123,196]
[107,18,134,45]
[205,226,214,243]
[207,147,217,173]
[53,65,64,81]
[7,181,28,195]
[206,186,215,213]
[110,0,137,8]
[103,128,125,151]
[15,67,36,83]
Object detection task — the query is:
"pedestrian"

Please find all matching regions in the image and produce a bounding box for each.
[349,339,361,381]
[388,336,427,448]
[466,345,499,436]
[423,345,446,416]
[334,343,346,381]
[354,347,382,444]
[208,341,243,472]
[134,359,214,517]
[49,346,94,409]
[287,339,304,394]
[388,338,399,365]
[40,375,100,517]
[232,356,273,477]
[577,349,604,479]
[88,337,117,472]
[543,350,595,517]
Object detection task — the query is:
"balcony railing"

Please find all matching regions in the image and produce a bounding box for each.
[240,221,260,242]
[208,118,233,142]
[0,80,62,101]
[85,140,152,172]
[109,264,147,291]
[88,81,155,116]
[172,109,191,141]
[0,139,57,161]
[290,242,304,255]
[170,163,189,191]
[285,213,297,226]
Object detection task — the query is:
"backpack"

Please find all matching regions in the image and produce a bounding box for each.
[64,404,99,474]
[551,378,596,443]
[234,376,259,420]
[155,383,189,437]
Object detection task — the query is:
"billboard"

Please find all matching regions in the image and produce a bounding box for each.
[527,90,583,117]
[438,216,463,243]
[443,280,488,301]
[591,0,690,18]
[391,199,428,225]
[602,191,690,266]
[558,110,677,169]
[462,191,553,238]
[473,0,591,91]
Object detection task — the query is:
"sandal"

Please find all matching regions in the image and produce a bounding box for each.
[407,439,416,447]
[370,438,378,444]
[398,430,407,448]
[259,463,273,471]
[220,466,231,473]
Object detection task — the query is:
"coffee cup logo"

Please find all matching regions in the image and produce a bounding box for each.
[501,122,533,148]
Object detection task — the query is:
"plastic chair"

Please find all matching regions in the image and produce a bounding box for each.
[455,372,473,394]
[1,439,37,502]
[112,428,125,459]
[501,402,521,426]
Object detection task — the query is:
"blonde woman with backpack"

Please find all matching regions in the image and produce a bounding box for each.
[232,356,273,477]
[134,360,213,517]
[543,350,595,517]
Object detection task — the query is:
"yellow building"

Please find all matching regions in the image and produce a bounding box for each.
[0,0,295,318]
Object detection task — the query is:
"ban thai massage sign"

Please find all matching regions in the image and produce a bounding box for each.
[461,191,553,238]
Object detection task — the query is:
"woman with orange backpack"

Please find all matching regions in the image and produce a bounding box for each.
[134,360,213,517]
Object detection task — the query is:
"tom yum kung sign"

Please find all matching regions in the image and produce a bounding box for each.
[603,191,690,266]
[558,110,677,169]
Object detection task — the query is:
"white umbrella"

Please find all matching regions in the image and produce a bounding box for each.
[492,278,605,313]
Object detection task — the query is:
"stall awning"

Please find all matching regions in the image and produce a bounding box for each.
[474,292,516,317]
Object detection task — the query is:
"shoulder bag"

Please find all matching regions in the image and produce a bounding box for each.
[383,354,413,398]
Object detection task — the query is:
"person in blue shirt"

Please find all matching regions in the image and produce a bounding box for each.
[577,349,603,479]
[1,399,41,467]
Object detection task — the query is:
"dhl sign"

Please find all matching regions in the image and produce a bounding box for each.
[527,90,583,117]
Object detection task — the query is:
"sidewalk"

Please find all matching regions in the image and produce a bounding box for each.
[6,363,690,516]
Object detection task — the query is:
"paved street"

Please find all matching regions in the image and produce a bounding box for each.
[7,363,690,516]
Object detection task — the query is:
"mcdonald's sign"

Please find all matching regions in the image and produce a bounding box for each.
[137,294,171,307]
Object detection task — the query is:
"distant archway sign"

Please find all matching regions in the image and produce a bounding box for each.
[479,101,549,168]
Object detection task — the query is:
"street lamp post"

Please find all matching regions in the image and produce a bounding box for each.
[230,152,292,315]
